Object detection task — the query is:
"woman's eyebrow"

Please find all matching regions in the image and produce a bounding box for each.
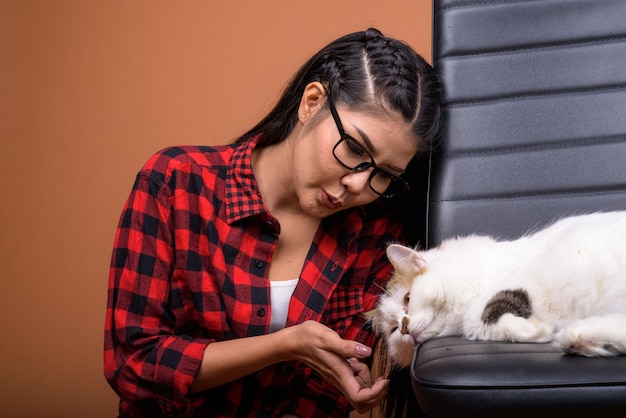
[352,124,406,174]
[352,124,376,153]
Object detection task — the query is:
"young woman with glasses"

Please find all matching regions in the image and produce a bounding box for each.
[104,28,441,418]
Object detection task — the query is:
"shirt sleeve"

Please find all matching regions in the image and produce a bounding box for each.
[104,166,211,417]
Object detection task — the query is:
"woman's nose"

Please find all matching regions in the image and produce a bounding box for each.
[341,169,372,194]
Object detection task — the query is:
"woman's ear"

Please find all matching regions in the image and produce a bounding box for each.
[298,81,326,121]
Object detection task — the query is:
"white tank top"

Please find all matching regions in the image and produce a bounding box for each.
[268,278,299,333]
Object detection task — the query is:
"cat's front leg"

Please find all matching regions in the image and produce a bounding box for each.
[467,314,554,342]
[555,314,626,357]
[499,314,554,342]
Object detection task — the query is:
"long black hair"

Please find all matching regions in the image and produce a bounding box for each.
[235,28,442,157]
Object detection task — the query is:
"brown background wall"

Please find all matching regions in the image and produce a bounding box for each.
[0,1,432,416]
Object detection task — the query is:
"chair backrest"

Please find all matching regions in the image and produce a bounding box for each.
[428,0,626,248]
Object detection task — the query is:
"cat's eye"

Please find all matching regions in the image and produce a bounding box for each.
[403,293,410,306]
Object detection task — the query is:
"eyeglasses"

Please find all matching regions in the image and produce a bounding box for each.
[326,92,410,198]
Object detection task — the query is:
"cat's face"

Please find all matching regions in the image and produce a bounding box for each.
[368,268,416,367]
[369,244,446,367]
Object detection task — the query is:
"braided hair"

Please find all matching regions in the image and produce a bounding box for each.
[235,28,442,155]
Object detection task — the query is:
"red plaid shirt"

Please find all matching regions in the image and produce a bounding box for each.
[104,135,405,417]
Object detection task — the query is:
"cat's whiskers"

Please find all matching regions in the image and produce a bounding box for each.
[372,281,386,292]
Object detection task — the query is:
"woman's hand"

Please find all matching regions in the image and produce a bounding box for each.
[191,320,388,413]
[285,320,389,413]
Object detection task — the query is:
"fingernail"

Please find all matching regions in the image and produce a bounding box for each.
[355,344,371,356]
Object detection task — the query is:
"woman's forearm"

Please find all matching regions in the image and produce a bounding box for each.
[189,325,297,393]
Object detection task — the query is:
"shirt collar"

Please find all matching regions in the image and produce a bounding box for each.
[224,134,369,228]
[224,135,270,224]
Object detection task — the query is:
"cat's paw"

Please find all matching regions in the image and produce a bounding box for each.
[474,314,553,342]
[555,317,626,357]
[503,314,554,342]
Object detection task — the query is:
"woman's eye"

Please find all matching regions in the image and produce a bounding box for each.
[345,138,366,157]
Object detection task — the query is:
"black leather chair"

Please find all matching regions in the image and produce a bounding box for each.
[410,0,626,416]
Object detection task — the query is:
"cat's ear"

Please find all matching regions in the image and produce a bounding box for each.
[386,244,427,273]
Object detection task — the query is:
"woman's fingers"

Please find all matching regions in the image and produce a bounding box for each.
[347,357,372,388]
[341,358,389,412]
[291,321,389,412]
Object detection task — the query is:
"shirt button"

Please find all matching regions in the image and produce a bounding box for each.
[257,308,266,317]
[255,259,265,269]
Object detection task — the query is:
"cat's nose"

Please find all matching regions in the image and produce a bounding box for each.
[400,316,410,334]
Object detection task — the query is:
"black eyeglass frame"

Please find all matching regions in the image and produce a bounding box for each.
[325,91,411,199]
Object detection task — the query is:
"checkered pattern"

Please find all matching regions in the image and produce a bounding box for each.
[104,136,405,417]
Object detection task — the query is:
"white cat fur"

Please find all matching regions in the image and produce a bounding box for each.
[370,211,626,367]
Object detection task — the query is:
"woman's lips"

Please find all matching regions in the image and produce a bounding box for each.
[321,191,342,210]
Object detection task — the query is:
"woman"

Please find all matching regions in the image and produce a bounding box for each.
[104,28,441,417]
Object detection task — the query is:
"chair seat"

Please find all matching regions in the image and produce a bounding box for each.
[411,337,626,417]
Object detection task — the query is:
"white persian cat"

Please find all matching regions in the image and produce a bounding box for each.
[368,211,626,367]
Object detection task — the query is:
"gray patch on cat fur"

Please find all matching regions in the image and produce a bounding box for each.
[481,289,532,324]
